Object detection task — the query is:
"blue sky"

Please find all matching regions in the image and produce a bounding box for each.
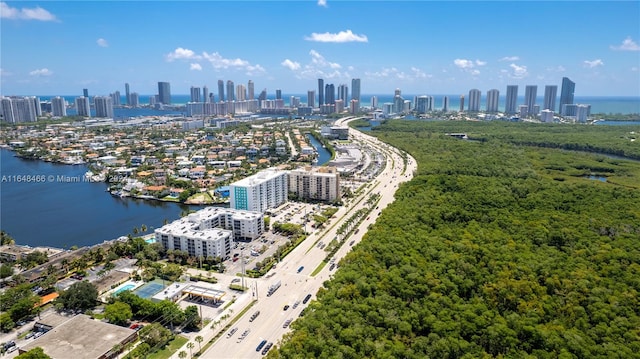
[1,1,639,97]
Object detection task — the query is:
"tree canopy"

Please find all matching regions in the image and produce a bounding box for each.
[272,121,640,358]
[57,281,98,312]
[15,347,52,359]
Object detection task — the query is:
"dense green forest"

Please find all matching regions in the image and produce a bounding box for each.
[271,121,640,358]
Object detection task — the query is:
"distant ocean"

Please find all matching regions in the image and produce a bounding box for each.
[38,94,639,117]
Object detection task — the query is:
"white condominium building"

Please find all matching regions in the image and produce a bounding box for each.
[229,168,288,212]
[288,166,341,202]
[155,207,265,258]
[156,225,233,259]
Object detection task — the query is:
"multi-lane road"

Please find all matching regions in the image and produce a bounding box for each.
[184,119,416,358]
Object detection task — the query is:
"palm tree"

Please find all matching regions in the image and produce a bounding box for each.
[187,342,195,358]
[178,350,187,359]
[195,336,203,353]
[132,227,139,235]
[141,224,147,233]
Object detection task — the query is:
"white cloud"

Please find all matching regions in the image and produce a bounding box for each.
[632,67,638,72]
[410,67,431,79]
[583,59,604,68]
[166,47,201,62]
[29,68,53,77]
[0,2,58,21]
[309,50,341,69]
[244,64,266,76]
[96,38,108,47]
[166,47,264,74]
[202,52,249,68]
[546,65,566,72]
[508,63,528,79]
[0,68,11,76]
[454,59,475,69]
[454,58,482,75]
[499,56,520,62]
[317,0,327,7]
[610,36,640,51]
[305,30,368,43]
[281,59,301,71]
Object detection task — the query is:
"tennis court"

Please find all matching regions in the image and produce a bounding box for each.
[133,280,167,299]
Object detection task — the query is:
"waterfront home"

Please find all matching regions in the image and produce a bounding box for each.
[98,155,118,165]
[169,188,185,198]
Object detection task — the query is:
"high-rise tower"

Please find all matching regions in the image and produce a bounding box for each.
[351,78,361,104]
[218,80,225,102]
[505,85,518,114]
[559,77,575,115]
[468,89,481,112]
[248,80,254,100]
[203,86,209,103]
[75,96,91,117]
[226,80,235,102]
[318,79,324,107]
[325,84,335,104]
[94,96,114,118]
[524,85,537,116]
[190,86,201,102]
[544,85,557,112]
[125,83,130,106]
[158,82,171,104]
[307,90,315,108]
[486,89,499,113]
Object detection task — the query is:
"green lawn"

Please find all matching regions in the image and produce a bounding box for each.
[147,335,188,359]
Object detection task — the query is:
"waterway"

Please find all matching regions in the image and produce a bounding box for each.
[0,149,204,248]
[306,134,332,165]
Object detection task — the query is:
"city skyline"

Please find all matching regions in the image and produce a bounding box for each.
[1,1,639,97]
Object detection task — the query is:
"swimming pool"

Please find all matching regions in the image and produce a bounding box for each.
[114,284,136,295]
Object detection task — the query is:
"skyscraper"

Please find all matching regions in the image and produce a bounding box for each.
[190,86,201,102]
[0,97,37,123]
[486,89,499,113]
[158,82,171,104]
[83,88,89,98]
[442,96,449,112]
[318,79,324,107]
[524,85,537,116]
[544,85,558,112]
[110,91,121,107]
[237,84,247,101]
[337,84,349,103]
[203,86,209,103]
[75,96,91,117]
[125,83,130,106]
[325,84,335,104]
[52,96,66,117]
[248,80,254,100]
[275,89,282,100]
[371,96,378,109]
[226,80,235,102]
[130,93,139,108]
[218,80,225,102]
[351,78,361,104]
[468,89,481,112]
[459,95,465,112]
[307,90,315,108]
[94,96,114,118]
[559,77,575,115]
[505,85,518,114]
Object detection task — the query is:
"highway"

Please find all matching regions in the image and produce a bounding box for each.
[180,119,417,359]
